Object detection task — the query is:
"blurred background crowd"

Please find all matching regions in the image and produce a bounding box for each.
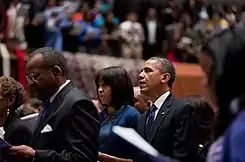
[1,0,245,62]
[1,0,245,162]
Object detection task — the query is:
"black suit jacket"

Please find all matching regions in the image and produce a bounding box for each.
[137,94,199,162]
[2,114,33,162]
[142,20,166,52]
[4,114,32,146]
[31,82,99,162]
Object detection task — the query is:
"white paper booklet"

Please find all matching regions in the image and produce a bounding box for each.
[112,126,180,162]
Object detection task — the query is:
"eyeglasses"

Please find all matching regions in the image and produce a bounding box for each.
[26,69,47,83]
[26,66,60,83]
[26,73,39,83]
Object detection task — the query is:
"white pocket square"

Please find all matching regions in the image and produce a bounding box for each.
[41,124,52,133]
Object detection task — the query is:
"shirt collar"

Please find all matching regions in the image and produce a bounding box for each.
[50,79,70,103]
[153,91,170,110]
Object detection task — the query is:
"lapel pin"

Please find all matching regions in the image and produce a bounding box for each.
[161,112,165,115]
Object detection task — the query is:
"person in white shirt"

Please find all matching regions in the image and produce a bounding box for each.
[119,12,144,59]
[136,57,199,162]
[7,0,29,49]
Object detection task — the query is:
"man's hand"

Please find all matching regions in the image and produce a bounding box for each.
[9,145,36,158]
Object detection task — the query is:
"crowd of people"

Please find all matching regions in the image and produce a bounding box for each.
[1,0,245,162]
[1,36,245,162]
[1,0,245,62]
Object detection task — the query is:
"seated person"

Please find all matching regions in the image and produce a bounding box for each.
[133,86,150,114]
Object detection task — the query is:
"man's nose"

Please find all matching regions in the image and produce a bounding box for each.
[138,71,144,80]
[98,86,103,93]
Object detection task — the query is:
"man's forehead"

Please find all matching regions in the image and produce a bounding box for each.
[144,60,160,69]
[26,54,44,69]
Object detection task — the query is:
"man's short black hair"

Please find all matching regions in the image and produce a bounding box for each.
[30,47,68,76]
[148,57,176,88]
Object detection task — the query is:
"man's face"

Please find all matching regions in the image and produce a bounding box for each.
[138,60,163,97]
[134,94,150,114]
[128,13,137,22]
[148,8,156,17]
[26,54,56,101]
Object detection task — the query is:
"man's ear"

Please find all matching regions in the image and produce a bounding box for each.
[160,73,170,84]
[51,66,62,77]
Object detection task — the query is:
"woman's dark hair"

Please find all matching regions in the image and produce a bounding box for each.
[95,66,134,108]
[0,76,25,113]
[184,95,215,162]
[184,95,215,141]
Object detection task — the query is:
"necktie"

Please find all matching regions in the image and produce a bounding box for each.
[145,104,157,141]
[41,100,50,119]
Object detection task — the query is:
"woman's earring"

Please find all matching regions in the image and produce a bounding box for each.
[6,109,9,116]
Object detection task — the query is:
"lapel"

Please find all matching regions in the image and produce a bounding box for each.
[32,82,74,143]
[148,94,173,143]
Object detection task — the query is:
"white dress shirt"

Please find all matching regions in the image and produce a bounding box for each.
[147,20,157,44]
[50,79,70,103]
[152,91,170,119]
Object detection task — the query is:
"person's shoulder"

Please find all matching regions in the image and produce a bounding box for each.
[123,105,141,117]
[66,86,92,102]
[170,95,188,108]
[170,96,192,114]
[119,21,131,29]
[10,117,32,134]
[124,105,140,112]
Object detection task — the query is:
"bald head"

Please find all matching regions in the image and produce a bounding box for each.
[26,47,68,101]
[28,47,68,76]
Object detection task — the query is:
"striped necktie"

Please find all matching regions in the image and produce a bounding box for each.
[145,104,157,141]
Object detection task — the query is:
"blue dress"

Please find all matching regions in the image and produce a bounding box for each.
[99,105,141,159]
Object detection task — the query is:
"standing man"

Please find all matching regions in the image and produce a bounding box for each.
[9,47,99,162]
[137,57,199,162]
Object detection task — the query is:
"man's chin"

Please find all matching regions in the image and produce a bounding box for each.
[140,88,148,95]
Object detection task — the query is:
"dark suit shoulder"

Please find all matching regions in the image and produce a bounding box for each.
[4,117,32,146]
[65,86,93,104]
[68,87,98,115]
[170,97,191,113]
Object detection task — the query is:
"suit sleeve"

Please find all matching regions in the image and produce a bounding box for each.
[34,100,100,162]
[172,104,199,162]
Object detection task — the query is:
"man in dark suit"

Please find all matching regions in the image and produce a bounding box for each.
[142,8,167,60]
[9,47,99,162]
[137,57,199,162]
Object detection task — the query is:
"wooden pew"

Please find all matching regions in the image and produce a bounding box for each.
[172,63,207,98]
[0,53,207,99]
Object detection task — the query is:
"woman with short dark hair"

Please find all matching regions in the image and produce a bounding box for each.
[184,95,215,162]
[95,66,140,161]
